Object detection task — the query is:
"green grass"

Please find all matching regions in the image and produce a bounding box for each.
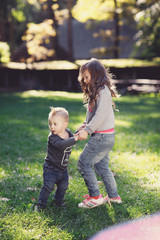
[0,90,160,240]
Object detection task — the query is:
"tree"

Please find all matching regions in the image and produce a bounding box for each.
[46,0,74,60]
[67,0,73,61]
[134,0,160,58]
[21,0,74,62]
[0,0,41,58]
[0,0,17,55]
[0,0,75,62]
[22,19,56,62]
[72,0,136,58]
[113,0,119,58]
[0,42,10,63]
[47,0,60,59]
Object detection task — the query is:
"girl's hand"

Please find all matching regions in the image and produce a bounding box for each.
[78,129,88,140]
[76,123,86,132]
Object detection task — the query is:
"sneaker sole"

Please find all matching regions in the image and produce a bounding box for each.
[104,197,122,204]
[106,199,122,204]
[78,200,105,209]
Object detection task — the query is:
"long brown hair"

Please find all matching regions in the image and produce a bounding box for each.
[78,58,119,107]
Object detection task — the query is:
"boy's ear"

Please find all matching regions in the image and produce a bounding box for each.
[65,121,68,128]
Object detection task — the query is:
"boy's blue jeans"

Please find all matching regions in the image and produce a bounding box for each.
[38,163,69,207]
[78,133,118,198]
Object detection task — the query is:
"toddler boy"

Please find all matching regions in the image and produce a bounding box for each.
[35,107,78,211]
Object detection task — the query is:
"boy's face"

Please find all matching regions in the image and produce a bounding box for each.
[49,115,68,136]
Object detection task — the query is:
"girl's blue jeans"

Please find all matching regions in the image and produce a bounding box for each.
[38,163,69,207]
[78,133,118,198]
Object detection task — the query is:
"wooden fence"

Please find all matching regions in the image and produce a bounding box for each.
[0,65,160,94]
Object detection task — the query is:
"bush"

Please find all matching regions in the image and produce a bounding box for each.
[0,42,10,63]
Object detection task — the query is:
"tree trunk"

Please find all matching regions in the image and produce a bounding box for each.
[113,0,119,58]
[9,15,14,58]
[0,9,5,41]
[67,0,73,61]
[47,0,60,59]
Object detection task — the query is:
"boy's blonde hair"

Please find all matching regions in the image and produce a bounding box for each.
[48,107,69,122]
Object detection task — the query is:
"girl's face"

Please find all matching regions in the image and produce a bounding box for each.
[49,115,68,136]
[83,69,91,84]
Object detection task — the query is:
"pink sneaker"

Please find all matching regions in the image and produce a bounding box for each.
[105,195,122,204]
[78,194,105,209]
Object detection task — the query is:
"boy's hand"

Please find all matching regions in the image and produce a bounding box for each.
[73,134,79,141]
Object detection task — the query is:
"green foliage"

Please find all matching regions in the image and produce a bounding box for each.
[1,0,160,60]
[72,0,113,22]
[22,20,56,62]
[0,91,160,240]
[0,42,10,63]
[11,9,26,22]
[72,0,137,58]
[1,0,41,23]
[134,1,160,58]
[0,0,43,55]
[72,0,136,22]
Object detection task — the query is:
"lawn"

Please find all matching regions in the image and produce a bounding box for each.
[0,90,160,240]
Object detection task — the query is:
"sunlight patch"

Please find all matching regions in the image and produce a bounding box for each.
[0,168,6,178]
[142,172,160,190]
[0,197,10,201]
[16,90,83,99]
[127,206,144,219]
[115,119,132,128]
[114,152,160,178]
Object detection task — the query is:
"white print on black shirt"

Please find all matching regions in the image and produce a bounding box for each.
[61,146,72,166]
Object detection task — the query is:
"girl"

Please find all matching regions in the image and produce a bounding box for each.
[76,58,122,209]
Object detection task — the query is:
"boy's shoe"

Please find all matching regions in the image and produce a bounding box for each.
[34,204,45,212]
[78,194,105,209]
[105,195,122,204]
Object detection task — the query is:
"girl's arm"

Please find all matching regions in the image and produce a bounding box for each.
[76,121,86,132]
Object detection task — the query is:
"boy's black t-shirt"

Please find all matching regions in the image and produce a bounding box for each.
[45,128,76,171]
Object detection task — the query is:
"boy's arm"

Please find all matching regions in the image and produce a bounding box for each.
[49,135,78,150]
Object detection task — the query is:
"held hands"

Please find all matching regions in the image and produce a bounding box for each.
[73,134,79,141]
[74,129,88,140]
[73,123,88,141]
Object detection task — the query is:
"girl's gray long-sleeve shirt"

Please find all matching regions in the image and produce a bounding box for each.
[84,85,115,135]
